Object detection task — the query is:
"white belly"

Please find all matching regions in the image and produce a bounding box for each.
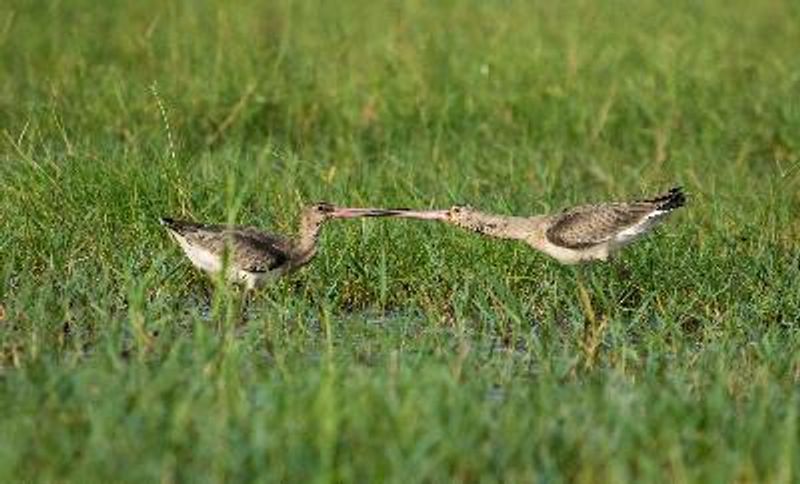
[532,239,611,264]
[613,210,669,247]
[174,235,223,273]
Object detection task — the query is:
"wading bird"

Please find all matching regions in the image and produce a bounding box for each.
[385,187,686,264]
[161,203,393,289]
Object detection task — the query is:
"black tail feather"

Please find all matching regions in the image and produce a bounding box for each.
[159,217,180,229]
[646,186,686,211]
[159,217,200,233]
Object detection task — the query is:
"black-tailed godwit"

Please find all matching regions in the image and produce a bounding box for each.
[384,187,686,264]
[161,202,394,289]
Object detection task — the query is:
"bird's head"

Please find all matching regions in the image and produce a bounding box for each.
[303,201,337,223]
[295,202,331,231]
[447,204,476,227]
[301,201,397,226]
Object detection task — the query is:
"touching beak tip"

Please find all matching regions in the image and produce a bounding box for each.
[389,210,449,220]
[332,208,389,218]
[332,208,450,220]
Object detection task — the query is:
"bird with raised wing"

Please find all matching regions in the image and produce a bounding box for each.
[384,187,686,264]
[160,202,394,289]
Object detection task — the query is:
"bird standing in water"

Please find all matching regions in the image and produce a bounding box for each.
[160,202,394,289]
[384,187,686,263]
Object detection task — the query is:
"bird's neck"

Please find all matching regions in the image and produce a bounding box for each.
[291,219,324,268]
[457,212,541,242]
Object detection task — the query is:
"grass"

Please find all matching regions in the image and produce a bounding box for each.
[1,0,799,481]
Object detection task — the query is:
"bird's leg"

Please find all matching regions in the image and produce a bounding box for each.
[609,254,631,280]
[575,265,608,370]
[574,266,597,327]
[240,288,262,325]
[220,285,251,333]
[607,254,641,309]
[222,281,254,328]
[202,281,214,307]
[234,289,247,326]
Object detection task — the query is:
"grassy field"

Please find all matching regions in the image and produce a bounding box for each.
[2,0,800,481]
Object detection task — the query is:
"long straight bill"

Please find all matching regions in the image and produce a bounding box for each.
[380,209,449,220]
[331,208,449,220]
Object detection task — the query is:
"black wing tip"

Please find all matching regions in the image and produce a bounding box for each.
[160,217,190,232]
[653,186,686,211]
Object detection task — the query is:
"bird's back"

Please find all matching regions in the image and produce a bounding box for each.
[542,187,685,259]
[160,217,292,278]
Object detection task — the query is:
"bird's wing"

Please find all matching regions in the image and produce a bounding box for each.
[544,187,685,249]
[164,219,291,272]
[226,228,292,273]
[208,228,291,273]
[545,203,652,249]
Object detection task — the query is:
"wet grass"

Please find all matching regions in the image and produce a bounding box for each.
[1,0,800,481]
